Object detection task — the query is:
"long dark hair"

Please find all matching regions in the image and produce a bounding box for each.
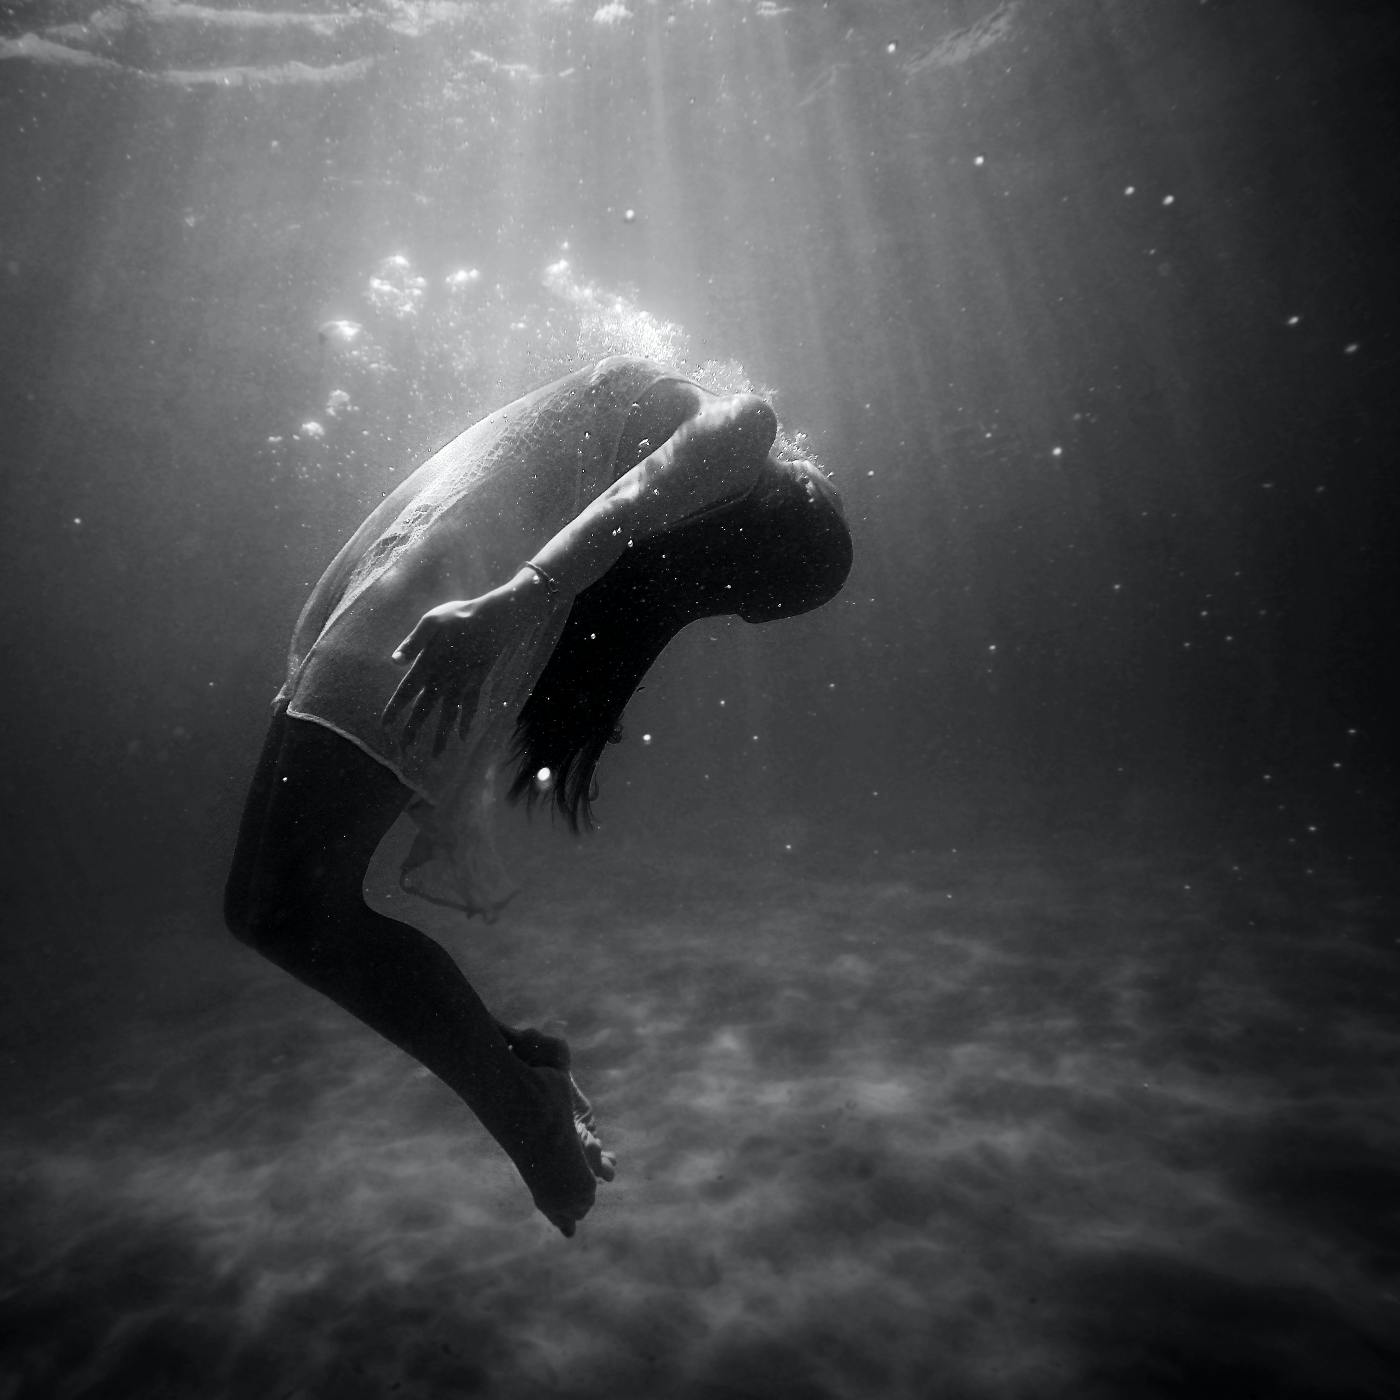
[508,457,852,828]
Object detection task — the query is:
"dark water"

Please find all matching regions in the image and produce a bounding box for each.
[2,1,1398,1396]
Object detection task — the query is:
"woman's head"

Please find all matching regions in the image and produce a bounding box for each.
[511,451,852,825]
[725,454,853,622]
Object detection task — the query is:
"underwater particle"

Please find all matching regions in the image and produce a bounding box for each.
[446,267,481,289]
[1344,342,1360,354]
[535,766,553,787]
[1162,193,1175,205]
[325,388,352,416]
[1286,314,1301,326]
[622,208,636,223]
[1051,445,1063,457]
[593,2,632,24]
[298,421,326,439]
[973,154,985,166]
[1124,185,1135,195]
[886,41,897,54]
[641,733,652,744]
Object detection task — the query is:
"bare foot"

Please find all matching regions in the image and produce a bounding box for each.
[516,1066,607,1237]
[497,1024,616,1234]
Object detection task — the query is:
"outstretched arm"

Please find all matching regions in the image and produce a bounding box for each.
[382,391,777,753]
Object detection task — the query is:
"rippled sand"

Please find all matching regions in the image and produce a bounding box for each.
[3,833,1397,1398]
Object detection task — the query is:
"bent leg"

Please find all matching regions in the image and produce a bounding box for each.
[225,708,610,1233]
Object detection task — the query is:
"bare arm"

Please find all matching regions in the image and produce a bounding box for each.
[382,391,777,753]
[520,389,775,595]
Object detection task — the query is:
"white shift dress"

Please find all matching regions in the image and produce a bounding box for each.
[277,355,684,919]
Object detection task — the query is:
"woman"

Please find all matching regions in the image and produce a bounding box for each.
[225,355,852,1236]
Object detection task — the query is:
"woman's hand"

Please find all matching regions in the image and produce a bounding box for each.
[381,570,551,755]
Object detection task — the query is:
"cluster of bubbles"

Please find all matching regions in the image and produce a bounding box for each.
[539,259,812,463]
[592,3,633,26]
[282,316,391,446]
[542,258,690,366]
[366,253,428,320]
[272,248,819,493]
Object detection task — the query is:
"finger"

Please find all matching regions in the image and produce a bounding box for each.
[383,645,438,729]
[381,669,422,728]
[400,685,440,752]
[432,692,458,757]
[456,682,485,742]
[390,616,433,666]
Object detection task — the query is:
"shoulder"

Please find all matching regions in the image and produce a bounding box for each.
[589,353,668,380]
[585,355,696,408]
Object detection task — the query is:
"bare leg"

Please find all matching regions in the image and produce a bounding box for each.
[225,708,612,1234]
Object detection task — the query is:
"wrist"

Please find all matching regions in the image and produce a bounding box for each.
[516,560,563,606]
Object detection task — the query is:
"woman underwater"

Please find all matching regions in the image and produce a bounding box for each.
[225,355,852,1235]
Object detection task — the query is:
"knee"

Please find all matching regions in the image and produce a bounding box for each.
[223,876,300,956]
[224,891,277,954]
[224,861,369,966]
[223,875,255,945]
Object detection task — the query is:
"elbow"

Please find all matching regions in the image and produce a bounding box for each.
[730,394,778,458]
[704,393,777,495]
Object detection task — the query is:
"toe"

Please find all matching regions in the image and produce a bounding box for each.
[579,1127,617,1182]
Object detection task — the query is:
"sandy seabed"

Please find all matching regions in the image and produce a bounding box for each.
[2,828,1398,1399]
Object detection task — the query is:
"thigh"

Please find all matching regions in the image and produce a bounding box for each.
[226,707,409,933]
